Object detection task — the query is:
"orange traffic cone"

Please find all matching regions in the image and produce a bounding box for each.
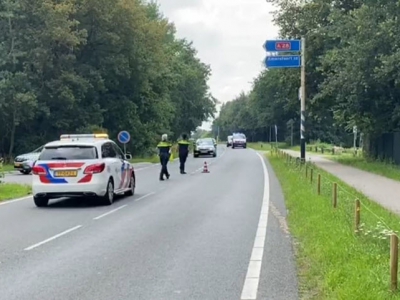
[202,161,210,173]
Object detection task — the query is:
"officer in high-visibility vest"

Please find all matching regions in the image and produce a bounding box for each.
[178,133,190,174]
[157,134,172,181]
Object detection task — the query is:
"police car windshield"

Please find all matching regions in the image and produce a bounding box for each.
[233,134,246,139]
[39,145,98,160]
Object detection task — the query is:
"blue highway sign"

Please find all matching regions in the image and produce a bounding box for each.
[263,40,301,52]
[265,55,301,68]
[118,131,131,144]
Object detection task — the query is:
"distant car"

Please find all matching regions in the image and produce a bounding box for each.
[232,133,247,149]
[227,135,233,147]
[31,133,135,207]
[211,138,217,147]
[14,145,44,174]
[194,138,217,158]
[21,159,36,175]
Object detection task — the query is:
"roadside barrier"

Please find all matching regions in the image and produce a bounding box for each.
[272,148,400,291]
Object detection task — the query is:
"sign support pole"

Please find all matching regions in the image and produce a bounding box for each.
[300,37,306,163]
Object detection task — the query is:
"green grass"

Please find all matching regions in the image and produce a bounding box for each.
[1,164,14,172]
[130,156,160,164]
[268,151,400,299]
[130,147,180,164]
[331,155,400,182]
[247,142,272,151]
[0,183,32,202]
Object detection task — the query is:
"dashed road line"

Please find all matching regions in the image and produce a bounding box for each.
[24,225,82,251]
[134,192,156,202]
[240,151,270,299]
[93,204,128,220]
[189,147,227,175]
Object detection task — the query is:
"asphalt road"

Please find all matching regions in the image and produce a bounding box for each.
[0,146,298,300]
[2,162,155,185]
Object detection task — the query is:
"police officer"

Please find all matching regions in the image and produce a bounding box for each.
[157,134,171,181]
[178,134,190,174]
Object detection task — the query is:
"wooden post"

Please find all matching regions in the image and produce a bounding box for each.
[317,174,321,195]
[390,234,398,291]
[333,183,337,208]
[355,199,360,233]
[310,168,313,183]
[305,165,308,178]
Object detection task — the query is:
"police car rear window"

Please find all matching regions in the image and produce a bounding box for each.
[38,146,98,160]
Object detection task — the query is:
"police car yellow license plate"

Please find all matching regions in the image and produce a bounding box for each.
[54,170,78,177]
[14,163,21,167]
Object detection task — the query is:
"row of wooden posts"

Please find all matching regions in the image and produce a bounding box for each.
[277,150,399,291]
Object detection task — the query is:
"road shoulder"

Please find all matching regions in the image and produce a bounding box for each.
[256,152,299,300]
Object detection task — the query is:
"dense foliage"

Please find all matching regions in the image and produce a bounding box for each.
[213,0,400,148]
[0,0,216,159]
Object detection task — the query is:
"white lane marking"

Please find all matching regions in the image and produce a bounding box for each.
[134,192,155,202]
[240,151,270,300]
[0,195,32,206]
[93,204,128,220]
[189,147,227,175]
[24,225,82,251]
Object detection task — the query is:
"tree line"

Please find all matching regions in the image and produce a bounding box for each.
[213,0,400,150]
[0,0,216,159]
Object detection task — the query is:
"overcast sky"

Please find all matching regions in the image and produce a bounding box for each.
[155,0,279,130]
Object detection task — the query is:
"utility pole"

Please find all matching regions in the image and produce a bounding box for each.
[291,121,293,147]
[269,126,272,144]
[300,37,306,162]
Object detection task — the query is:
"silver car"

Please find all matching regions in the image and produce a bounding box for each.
[14,145,44,174]
[194,138,217,158]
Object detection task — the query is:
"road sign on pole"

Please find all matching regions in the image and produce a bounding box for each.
[300,37,306,163]
[118,131,130,144]
[263,38,305,161]
[264,55,301,68]
[263,40,301,52]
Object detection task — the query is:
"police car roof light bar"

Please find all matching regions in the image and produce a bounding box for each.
[60,133,109,140]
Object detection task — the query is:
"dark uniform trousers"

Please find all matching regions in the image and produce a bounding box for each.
[178,140,190,174]
[157,142,171,180]
[159,152,170,179]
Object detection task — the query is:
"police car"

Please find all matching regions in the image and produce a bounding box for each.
[31,134,135,207]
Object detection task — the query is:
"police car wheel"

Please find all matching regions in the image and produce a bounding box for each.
[34,196,49,207]
[125,175,135,196]
[102,179,114,205]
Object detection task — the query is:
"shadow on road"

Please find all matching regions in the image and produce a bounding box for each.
[45,196,126,209]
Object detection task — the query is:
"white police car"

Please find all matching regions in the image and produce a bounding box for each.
[32,134,135,207]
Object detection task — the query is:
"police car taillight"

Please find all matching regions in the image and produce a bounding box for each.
[84,163,105,174]
[32,166,46,175]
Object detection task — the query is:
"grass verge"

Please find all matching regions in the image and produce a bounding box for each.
[129,147,180,164]
[0,183,32,202]
[268,151,400,299]
[247,142,272,151]
[1,164,15,172]
[331,155,400,182]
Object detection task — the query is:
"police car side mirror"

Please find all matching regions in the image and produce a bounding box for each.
[124,154,132,160]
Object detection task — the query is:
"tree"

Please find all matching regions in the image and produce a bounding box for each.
[0,0,216,159]
[215,0,399,151]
